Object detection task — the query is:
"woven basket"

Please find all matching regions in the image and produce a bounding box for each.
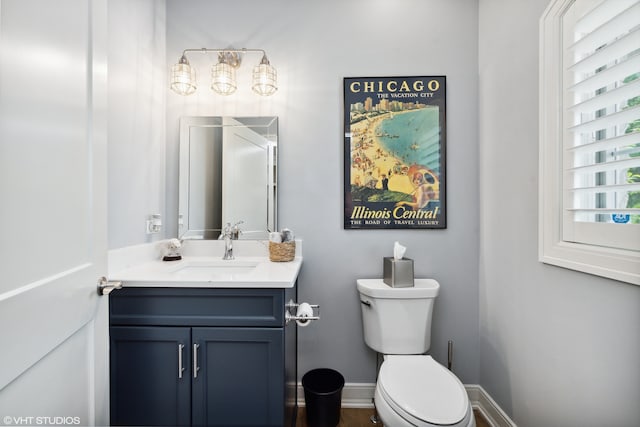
[269,241,296,262]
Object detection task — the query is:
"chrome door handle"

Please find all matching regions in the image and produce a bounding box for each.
[178,344,185,379]
[97,276,122,296]
[193,344,200,378]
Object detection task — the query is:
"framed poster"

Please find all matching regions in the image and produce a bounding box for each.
[344,76,447,229]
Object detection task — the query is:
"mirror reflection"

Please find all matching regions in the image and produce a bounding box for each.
[178,116,277,240]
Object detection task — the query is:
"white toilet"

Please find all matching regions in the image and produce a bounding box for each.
[357,278,475,427]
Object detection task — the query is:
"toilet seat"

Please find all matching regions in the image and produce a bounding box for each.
[377,355,469,426]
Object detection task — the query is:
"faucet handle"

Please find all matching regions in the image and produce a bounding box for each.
[231,221,243,240]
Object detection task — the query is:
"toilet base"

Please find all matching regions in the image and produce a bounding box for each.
[374,385,476,427]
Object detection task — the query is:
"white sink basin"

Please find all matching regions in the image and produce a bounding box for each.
[169,260,259,280]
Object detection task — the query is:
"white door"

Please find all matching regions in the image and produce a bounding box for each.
[0,0,109,425]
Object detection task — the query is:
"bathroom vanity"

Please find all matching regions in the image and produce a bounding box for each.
[105,114,300,425]
[107,240,302,427]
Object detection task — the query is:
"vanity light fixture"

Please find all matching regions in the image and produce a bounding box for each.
[252,53,278,96]
[170,48,278,96]
[211,51,238,95]
[170,54,197,95]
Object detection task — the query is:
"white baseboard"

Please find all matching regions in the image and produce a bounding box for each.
[465,385,517,427]
[297,383,517,427]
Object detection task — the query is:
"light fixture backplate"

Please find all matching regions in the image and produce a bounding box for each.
[218,51,241,68]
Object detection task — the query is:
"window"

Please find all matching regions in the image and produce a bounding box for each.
[540,0,640,285]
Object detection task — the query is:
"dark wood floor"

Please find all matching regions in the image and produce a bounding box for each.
[297,407,491,427]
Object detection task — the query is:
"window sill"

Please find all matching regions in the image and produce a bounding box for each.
[539,238,640,285]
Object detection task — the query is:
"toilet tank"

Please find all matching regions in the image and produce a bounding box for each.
[357,279,439,354]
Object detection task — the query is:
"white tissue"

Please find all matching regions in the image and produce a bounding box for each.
[296,302,313,327]
[393,241,407,260]
[269,232,282,243]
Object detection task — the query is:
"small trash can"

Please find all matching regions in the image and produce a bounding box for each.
[302,368,345,427]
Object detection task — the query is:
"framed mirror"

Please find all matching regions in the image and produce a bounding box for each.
[178,116,277,240]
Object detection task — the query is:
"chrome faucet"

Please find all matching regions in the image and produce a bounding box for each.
[219,221,243,260]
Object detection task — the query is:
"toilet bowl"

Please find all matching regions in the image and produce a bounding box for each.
[356,279,475,427]
[374,355,474,427]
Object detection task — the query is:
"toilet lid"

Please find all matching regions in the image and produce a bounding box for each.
[378,355,468,426]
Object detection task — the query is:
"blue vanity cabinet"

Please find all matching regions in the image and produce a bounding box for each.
[110,326,192,426]
[191,327,283,426]
[109,287,297,427]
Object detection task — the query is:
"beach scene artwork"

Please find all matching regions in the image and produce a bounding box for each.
[344,76,446,229]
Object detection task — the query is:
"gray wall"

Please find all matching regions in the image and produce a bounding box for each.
[478,0,640,426]
[165,0,480,384]
[108,0,166,249]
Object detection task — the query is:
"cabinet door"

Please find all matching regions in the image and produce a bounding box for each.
[192,327,284,427]
[110,326,191,426]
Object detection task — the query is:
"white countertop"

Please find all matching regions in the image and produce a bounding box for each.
[108,239,302,288]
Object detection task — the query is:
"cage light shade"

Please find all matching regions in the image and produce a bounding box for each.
[252,61,277,96]
[170,56,197,95]
[211,61,237,95]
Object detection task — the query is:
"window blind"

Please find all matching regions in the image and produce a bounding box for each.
[562,0,640,251]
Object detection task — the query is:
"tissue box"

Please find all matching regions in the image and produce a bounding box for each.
[383,257,414,288]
